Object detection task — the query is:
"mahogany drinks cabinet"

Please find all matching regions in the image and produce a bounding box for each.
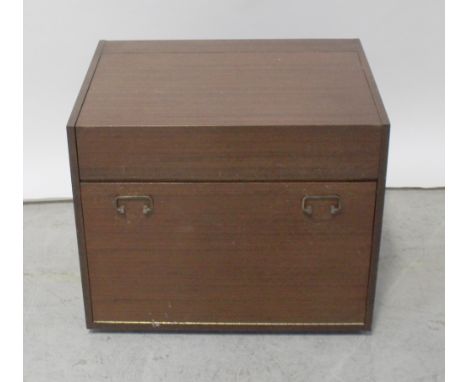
[67,39,389,332]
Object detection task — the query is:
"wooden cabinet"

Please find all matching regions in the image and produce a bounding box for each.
[68,40,389,332]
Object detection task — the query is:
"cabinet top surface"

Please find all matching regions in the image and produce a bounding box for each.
[75,39,388,128]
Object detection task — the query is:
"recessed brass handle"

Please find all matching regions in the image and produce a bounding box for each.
[114,195,154,216]
[302,195,342,217]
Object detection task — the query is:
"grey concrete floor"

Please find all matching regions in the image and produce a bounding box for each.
[24,190,444,382]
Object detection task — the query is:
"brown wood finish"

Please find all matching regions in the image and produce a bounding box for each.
[77,125,382,181]
[67,39,390,332]
[364,125,390,330]
[81,182,375,331]
[354,40,390,329]
[101,39,370,54]
[66,40,105,326]
[77,40,382,128]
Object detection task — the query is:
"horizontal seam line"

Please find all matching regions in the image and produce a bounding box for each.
[94,320,364,326]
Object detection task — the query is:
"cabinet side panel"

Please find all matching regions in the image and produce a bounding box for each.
[66,40,105,328]
[356,40,390,126]
[364,125,390,330]
[67,125,93,327]
[67,41,105,127]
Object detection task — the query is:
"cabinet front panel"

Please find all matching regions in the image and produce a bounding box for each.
[81,181,376,329]
[76,126,382,181]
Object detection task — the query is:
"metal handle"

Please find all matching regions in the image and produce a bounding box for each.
[114,195,154,216]
[302,195,342,217]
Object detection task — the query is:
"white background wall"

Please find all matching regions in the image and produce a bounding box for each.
[24,0,444,200]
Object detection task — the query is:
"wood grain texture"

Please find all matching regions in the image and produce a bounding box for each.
[77,125,382,181]
[354,42,390,328]
[101,39,365,54]
[67,39,390,332]
[66,40,105,327]
[364,125,390,329]
[81,182,376,331]
[355,40,390,127]
[76,40,383,127]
